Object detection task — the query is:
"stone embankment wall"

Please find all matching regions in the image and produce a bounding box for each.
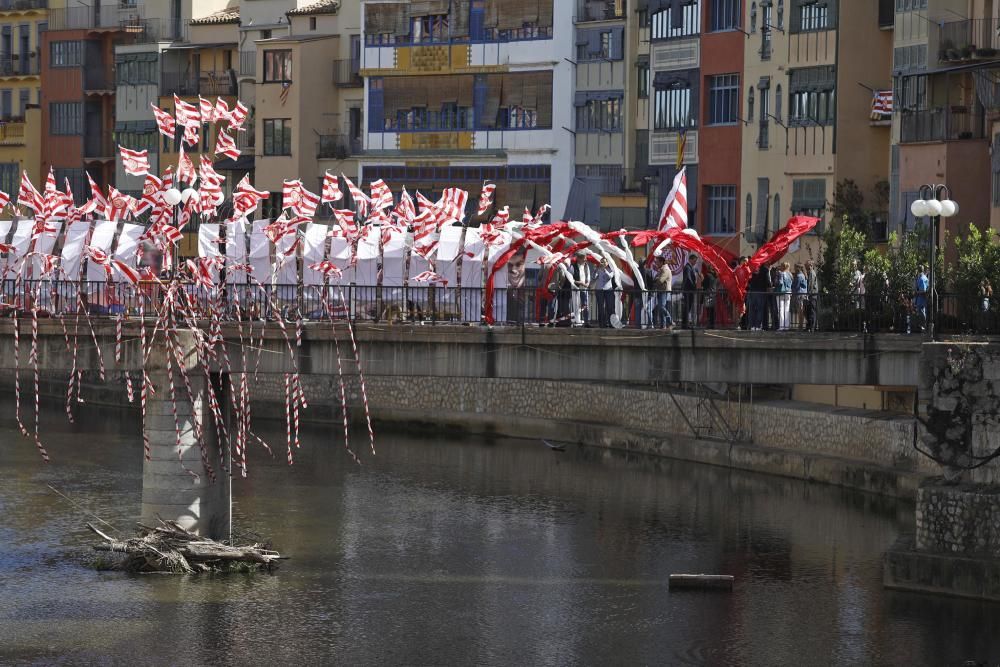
[916,481,1000,556]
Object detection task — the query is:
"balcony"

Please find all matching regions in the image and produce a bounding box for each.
[317,134,362,159]
[161,70,237,97]
[237,127,255,155]
[0,120,25,145]
[0,0,47,13]
[83,134,114,160]
[333,59,362,87]
[574,165,648,195]
[128,17,188,44]
[938,18,1000,62]
[0,54,39,76]
[900,106,986,143]
[48,3,144,31]
[83,67,112,92]
[239,50,255,78]
[576,0,624,22]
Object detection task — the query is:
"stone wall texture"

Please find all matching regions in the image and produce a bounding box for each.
[916,480,1000,556]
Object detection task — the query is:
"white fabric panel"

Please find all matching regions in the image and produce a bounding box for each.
[407,250,431,281]
[198,224,221,258]
[354,226,379,286]
[9,220,33,275]
[249,220,271,285]
[436,225,464,289]
[302,223,329,287]
[487,230,512,322]
[382,228,406,287]
[114,224,144,269]
[86,220,117,283]
[60,221,90,280]
[0,220,12,276]
[31,222,63,275]
[461,227,484,322]
[225,219,249,285]
[274,233,298,287]
[328,237,355,285]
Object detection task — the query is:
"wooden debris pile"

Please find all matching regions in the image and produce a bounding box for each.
[88,519,285,574]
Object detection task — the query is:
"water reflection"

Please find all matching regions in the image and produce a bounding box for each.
[0,401,997,665]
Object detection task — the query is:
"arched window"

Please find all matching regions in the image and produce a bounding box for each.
[773,193,781,233]
[748,87,755,121]
[777,0,784,28]
[745,194,753,234]
[775,84,783,121]
[750,2,758,32]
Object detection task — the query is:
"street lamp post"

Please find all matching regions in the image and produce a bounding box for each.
[910,185,959,339]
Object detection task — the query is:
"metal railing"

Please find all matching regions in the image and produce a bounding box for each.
[160,70,237,97]
[900,106,986,143]
[333,59,362,86]
[0,54,38,76]
[129,17,188,44]
[2,282,993,335]
[939,17,1000,61]
[574,166,649,195]
[0,119,25,144]
[576,0,625,22]
[48,4,144,31]
[317,134,362,159]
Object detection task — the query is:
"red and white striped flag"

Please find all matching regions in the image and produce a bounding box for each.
[232,174,269,218]
[150,103,176,138]
[331,208,359,239]
[411,208,438,258]
[214,97,230,122]
[198,155,225,186]
[308,260,343,278]
[343,174,369,217]
[477,182,496,216]
[17,170,42,215]
[436,187,468,227]
[656,167,688,231]
[214,128,241,161]
[393,187,416,224]
[173,94,201,128]
[294,185,320,219]
[264,213,302,245]
[198,96,215,123]
[79,171,107,216]
[119,146,150,176]
[228,100,249,130]
[322,171,343,204]
[281,179,302,210]
[177,145,197,185]
[0,188,11,211]
[182,123,200,147]
[186,257,221,289]
[370,179,393,211]
[411,270,448,286]
[491,205,510,226]
[133,173,162,216]
[106,186,137,222]
[87,246,140,285]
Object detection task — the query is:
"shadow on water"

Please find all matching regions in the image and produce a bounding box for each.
[0,400,998,665]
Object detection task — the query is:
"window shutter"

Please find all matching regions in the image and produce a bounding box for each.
[611,27,624,60]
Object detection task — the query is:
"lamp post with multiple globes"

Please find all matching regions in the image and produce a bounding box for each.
[910,185,959,339]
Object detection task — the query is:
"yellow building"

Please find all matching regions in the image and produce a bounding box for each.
[0,0,47,193]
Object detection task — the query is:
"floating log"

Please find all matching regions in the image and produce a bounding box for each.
[87,520,285,574]
[668,574,734,591]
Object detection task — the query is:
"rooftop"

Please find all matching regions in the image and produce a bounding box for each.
[288,0,339,16]
[190,7,240,26]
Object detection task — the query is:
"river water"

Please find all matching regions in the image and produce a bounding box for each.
[0,402,997,665]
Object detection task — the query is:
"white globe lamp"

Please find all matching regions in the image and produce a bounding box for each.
[939,200,959,218]
[163,188,182,206]
[910,199,930,218]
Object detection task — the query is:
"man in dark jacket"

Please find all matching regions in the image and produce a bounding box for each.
[682,254,699,328]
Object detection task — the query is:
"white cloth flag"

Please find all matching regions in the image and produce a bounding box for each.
[60,221,90,281]
[197,223,222,286]
[487,229,512,323]
[249,220,271,286]
[435,225,464,301]
[31,222,63,276]
[461,227,484,322]
[355,226,379,287]
[9,219,33,272]
[114,223,144,270]
[328,237,355,285]
[274,233,298,290]
[301,223,329,287]
[225,219,249,285]
[86,220,117,283]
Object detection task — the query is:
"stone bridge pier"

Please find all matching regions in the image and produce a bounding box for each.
[140,330,230,540]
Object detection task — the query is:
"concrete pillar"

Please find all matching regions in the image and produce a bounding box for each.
[141,330,230,539]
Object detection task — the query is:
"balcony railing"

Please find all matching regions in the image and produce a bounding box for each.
[317,134,362,159]
[574,166,648,195]
[939,18,1000,61]
[900,106,986,143]
[161,70,237,97]
[128,17,188,44]
[576,0,624,22]
[237,128,255,155]
[0,0,48,11]
[333,59,362,87]
[48,4,144,31]
[239,50,255,77]
[0,54,39,76]
[0,120,25,145]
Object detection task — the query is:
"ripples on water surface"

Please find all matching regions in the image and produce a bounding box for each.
[0,402,998,665]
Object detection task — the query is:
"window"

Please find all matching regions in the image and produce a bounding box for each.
[790,87,835,125]
[651,2,702,40]
[263,50,292,83]
[17,88,27,116]
[116,54,157,85]
[263,118,292,155]
[774,84,782,121]
[750,2,757,31]
[792,178,827,218]
[50,102,82,135]
[777,0,784,27]
[896,73,927,111]
[773,193,782,230]
[745,194,753,233]
[760,2,772,59]
[706,185,736,235]
[896,0,927,9]
[577,27,622,61]
[747,87,754,120]
[708,74,739,124]
[654,84,694,130]
[711,0,740,31]
[260,29,272,40]
[310,17,317,31]
[638,62,649,99]
[793,0,835,33]
[54,168,86,206]
[576,96,622,132]
[116,127,158,153]
[600,31,611,58]
[50,40,82,68]
[412,14,449,43]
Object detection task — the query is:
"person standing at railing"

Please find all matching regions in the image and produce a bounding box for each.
[594,257,615,328]
[914,265,929,333]
[980,278,993,333]
[792,263,808,330]
[571,253,591,327]
[651,256,673,330]
[776,262,793,331]
[701,266,718,329]
[805,260,818,331]
[749,264,770,331]
[682,254,699,329]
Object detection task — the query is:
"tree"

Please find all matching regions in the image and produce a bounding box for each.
[819,218,867,327]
